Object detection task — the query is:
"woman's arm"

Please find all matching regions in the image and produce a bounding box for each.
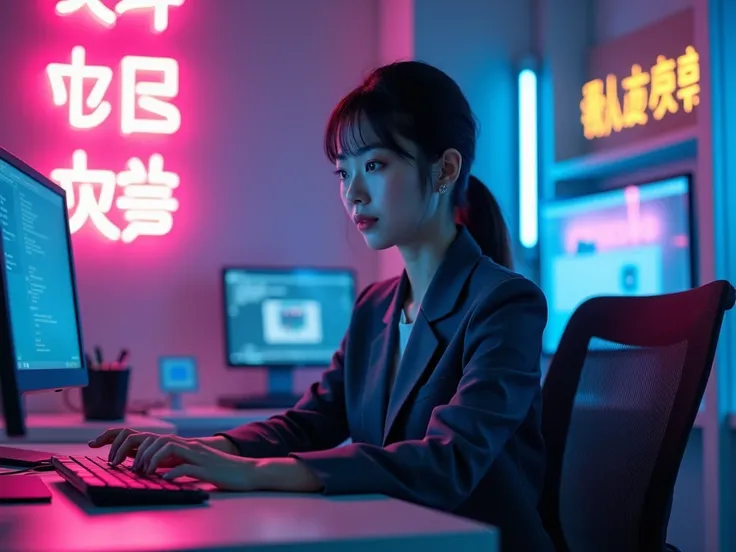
[213,347,351,458]
[198,435,239,455]
[211,284,375,459]
[269,277,546,510]
[251,457,324,491]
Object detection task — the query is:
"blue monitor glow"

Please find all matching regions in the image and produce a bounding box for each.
[221,267,356,402]
[539,175,695,354]
[0,147,88,398]
[222,267,355,367]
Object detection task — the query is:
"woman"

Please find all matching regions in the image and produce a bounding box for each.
[90,61,553,552]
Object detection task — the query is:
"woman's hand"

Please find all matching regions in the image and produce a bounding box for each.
[89,428,258,490]
[89,427,323,492]
[149,440,258,490]
[89,428,190,466]
[89,428,238,466]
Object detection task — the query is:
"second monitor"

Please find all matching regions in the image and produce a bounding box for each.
[539,174,695,355]
[220,267,355,409]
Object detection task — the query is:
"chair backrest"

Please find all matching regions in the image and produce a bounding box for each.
[540,280,735,552]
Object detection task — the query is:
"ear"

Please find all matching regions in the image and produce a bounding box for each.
[434,148,463,193]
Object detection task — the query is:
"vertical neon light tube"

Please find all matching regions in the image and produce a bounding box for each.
[518,68,538,249]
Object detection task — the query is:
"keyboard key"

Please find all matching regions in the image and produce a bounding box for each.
[50,455,209,507]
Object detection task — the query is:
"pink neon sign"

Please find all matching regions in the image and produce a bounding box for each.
[47,0,184,243]
[55,0,185,33]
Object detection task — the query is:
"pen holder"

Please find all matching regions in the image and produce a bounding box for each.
[81,367,130,421]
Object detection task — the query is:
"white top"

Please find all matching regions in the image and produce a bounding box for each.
[398,309,415,359]
[0,443,499,552]
[387,309,415,391]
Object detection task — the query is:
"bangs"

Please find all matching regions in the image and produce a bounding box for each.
[324,87,414,164]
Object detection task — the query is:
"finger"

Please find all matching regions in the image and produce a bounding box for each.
[132,436,156,471]
[137,436,173,472]
[108,429,135,462]
[147,442,196,474]
[112,434,146,465]
[162,464,206,481]
[88,428,123,448]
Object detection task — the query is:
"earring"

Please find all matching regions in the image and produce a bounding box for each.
[438,184,448,195]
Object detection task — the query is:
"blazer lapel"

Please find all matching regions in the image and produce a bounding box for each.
[383,313,439,443]
[382,226,483,443]
[361,275,407,445]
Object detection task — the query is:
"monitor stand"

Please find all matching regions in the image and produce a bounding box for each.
[218,366,304,410]
[168,392,183,411]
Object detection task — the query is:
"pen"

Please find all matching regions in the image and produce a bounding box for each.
[94,346,104,367]
[117,348,129,367]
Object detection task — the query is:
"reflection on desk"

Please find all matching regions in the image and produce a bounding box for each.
[0,443,499,552]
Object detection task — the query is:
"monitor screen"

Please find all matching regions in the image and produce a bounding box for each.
[223,268,356,366]
[539,175,694,354]
[0,150,86,392]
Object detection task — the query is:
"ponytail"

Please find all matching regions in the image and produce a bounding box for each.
[454,175,514,269]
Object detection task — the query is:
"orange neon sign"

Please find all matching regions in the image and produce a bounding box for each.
[48,0,184,243]
[580,45,700,140]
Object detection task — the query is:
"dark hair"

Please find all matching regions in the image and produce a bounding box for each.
[455,176,514,269]
[324,61,510,264]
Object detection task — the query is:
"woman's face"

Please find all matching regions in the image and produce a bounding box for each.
[334,123,432,251]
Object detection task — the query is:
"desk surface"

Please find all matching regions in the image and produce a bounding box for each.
[0,414,175,443]
[148,405,282,427]
[0,444,498,552]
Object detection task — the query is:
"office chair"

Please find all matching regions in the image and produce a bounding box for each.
[539,280,735,552]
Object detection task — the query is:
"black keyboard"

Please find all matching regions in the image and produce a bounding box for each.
[51,455,210,507]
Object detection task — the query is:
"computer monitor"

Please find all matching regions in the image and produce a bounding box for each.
[0,146,88,437]
[221,267,355,407]
[539,174,695,354]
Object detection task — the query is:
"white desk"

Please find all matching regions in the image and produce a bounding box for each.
[0,444,499,552]
[0,414,176,443]
[148,406,282,438]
